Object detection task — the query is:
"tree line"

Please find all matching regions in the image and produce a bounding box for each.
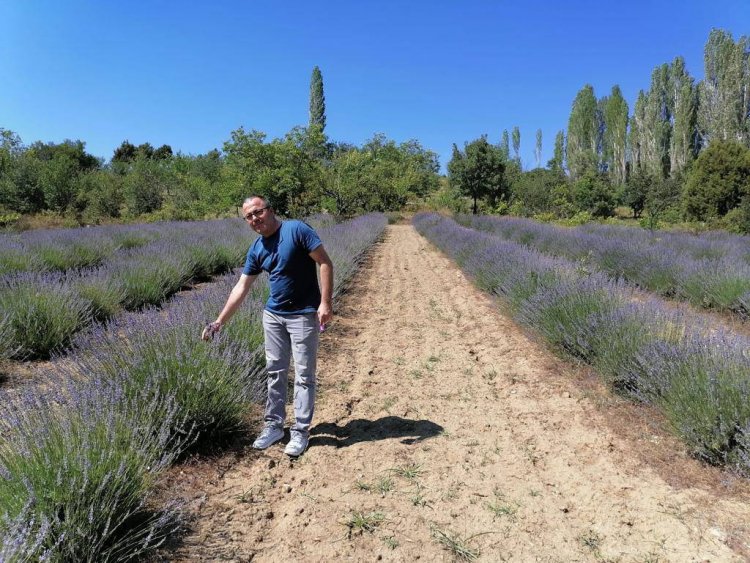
[0,66,439,226]
[448,28,750,233]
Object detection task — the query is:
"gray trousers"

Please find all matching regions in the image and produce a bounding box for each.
[262,310,319,437]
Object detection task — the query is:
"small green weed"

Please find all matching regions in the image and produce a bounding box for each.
[486,500,518,520]
[578,529,602,554]
[376,475,395,496]
[354,480,372,492]
[391,462,424,481]
[382,535,399,549]
[235,487,260,504]
[411,492,429,507]
[430,526,481,561]
[343,511,385,537]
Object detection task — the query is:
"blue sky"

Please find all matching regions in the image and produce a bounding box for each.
[2,1,749,171]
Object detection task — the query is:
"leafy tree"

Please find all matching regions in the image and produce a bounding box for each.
[622,169,653,218]
[698,29,750,146]
[135,143,155,160]
[112,140,137,163]
[153,144,173,160]
[573,170,615,218]
[39,153,80,212]
[642,64,672,179]
[0,129,23,211]
[113,141,170,163]
[309,66,326,132]
[644,176,682,228]
[683,139,750,220]
[512,126,521,162]
[566,84,599,179]
[122,157,173,216]
[28,140,99,172]
[601,85,628,185]
[23,140,100,213]
[534,129,542,168]
[75,170,125,220]
[510,168,566,216]
[669,56,699,176]
[2,152,44,213]
[322,134,438,216]
[499,130,510,161]
[629,91,647,175]
[548,130,565,172]
[448,136,506,214]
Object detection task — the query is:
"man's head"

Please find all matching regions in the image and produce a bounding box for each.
[242,196,280,237]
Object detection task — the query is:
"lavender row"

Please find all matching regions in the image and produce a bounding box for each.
[0,222,252,360]
[457,215,750,318]
[414,213,750,473]
[0,219,251,275]
[0,213,387,561]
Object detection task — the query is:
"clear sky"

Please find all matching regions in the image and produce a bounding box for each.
[2,1,749,171]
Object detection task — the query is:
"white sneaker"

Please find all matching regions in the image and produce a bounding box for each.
[284,432,309,457]
[252,425,284,449]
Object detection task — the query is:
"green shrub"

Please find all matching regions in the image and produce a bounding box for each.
[0,280,92,359]
[683,140,750,221]
[0,379,190,561]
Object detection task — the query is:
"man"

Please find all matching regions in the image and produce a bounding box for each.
[202,196,333,457]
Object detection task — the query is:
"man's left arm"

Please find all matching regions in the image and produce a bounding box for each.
[310,245,333,326]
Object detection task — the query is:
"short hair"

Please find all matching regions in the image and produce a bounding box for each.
[243,195,271,208]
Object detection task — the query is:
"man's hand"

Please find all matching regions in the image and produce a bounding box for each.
[317,301,332,328]
[201,321,222,341]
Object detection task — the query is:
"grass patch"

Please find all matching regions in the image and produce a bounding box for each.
[343,511,385,537]
[391,463,424,481]
[430,526,482,561]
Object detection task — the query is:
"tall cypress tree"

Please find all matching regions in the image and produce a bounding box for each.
[512,126,521,162]
[309,66,326,132]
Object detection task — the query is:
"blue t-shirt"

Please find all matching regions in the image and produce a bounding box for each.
[243,220,323,315]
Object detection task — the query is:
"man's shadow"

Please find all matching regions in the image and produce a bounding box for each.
[309,416,443,448]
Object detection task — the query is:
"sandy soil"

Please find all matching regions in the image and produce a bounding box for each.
[168,224,750,562]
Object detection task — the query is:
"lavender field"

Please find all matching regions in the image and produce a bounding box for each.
[456,215,750,318]
[0,220,253,361]
[414,213,750,474]
[0,213,387,561]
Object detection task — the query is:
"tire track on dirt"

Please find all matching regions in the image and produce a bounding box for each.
[172,224,750,562]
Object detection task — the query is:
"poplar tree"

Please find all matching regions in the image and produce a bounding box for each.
[512,126,521,162]
[697,29,750,147]
[499,130,510,161]
[642,64,671,179]
[535,129,542,168]
[629,91,647,175]
[550,130,565,172]
[309,66,326,132]
[669,56,698,176]
[566,84,599,179]
[602,85,629,185]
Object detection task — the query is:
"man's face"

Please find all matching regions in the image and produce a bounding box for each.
[242,198,276,236]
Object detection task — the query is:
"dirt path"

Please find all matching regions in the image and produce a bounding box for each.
[172,224,750,562]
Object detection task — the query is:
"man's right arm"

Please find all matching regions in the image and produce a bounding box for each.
[202,273,257,340]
